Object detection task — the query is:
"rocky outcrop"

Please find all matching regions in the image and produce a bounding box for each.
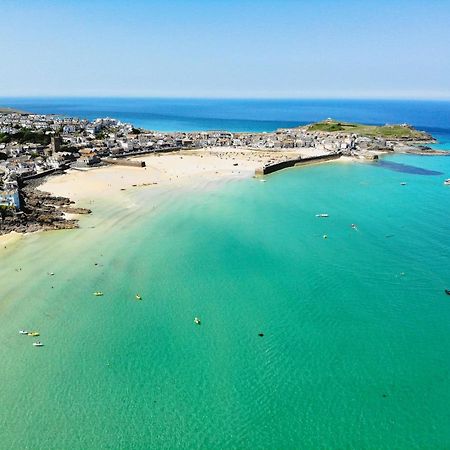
[392,144,449,155]
[0,185,91,236]
[60,206,92,214]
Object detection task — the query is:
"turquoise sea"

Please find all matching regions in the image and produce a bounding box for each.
[1,99,450,449]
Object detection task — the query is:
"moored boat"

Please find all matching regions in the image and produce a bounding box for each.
[444,179,450,185]
[19,330,29,335]
[135,294,142,300]
[33,341,44,347]
[316,213,329,218]
[194,317,201,325]
[93,292,104,296]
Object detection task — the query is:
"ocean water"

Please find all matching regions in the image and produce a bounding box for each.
[1,99,450,449]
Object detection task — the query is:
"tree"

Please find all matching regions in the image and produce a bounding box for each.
[0,128,51,146]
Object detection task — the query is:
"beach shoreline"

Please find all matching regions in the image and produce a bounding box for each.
[37,147,334,205]
[0,147,355,246]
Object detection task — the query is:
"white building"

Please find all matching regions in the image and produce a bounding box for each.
[0,189,20,210]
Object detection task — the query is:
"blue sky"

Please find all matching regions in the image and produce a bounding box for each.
[1,0,450,99]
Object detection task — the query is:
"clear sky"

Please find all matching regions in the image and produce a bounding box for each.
[1,0,450,99]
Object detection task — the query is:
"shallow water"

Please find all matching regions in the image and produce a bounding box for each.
[1,153,450,449]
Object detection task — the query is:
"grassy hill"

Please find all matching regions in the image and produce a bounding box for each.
[307,120,432,140]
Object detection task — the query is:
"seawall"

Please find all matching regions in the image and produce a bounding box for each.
[256,153,341,176]
[101,158,146,168]
[21,168,63,181]
[106,146,200,159]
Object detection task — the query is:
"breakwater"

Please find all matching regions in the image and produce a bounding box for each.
[255,152,341,176]
[21,167,65,181]
[106,146,199,159]
[101,158,146,168]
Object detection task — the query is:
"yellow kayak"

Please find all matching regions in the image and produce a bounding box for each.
[28,331,40,337]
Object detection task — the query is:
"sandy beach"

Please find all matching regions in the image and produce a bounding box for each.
[38,147,316,204]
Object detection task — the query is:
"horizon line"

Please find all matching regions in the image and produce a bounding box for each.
[1,95,450,102]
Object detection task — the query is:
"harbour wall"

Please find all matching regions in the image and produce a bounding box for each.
[101,158,146,168]
[21,167,64,181]
[107,146,200,159]
[256,153,341,176]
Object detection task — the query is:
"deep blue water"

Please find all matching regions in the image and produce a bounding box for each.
[1,98,450,148]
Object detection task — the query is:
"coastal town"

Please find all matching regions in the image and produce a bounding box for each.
[0,109,439,235]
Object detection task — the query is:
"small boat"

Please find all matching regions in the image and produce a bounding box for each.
[400,182,407,186]
[19,330,29,335]
[323,234,328,239]
[351,224,357,229]
[135,294,142,300]
[28,331,40,337]
[194,317,201,325]
[93,292,104,296]
[445,289,450,296]
[48,272,55,276]
[33,341,44,347]
[444,179,450,185]
[316,214,329,218]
